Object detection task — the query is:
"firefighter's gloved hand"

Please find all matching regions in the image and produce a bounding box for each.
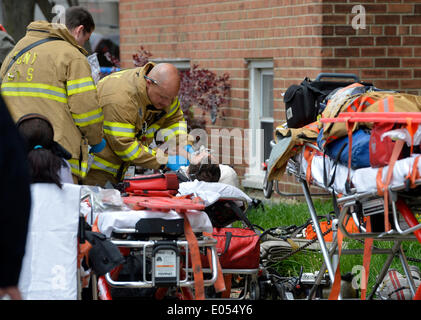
[166,155,189,171]
[89,138,106,154]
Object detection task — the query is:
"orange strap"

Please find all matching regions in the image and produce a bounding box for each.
[406,118,417,155]
[375,139,405,231]
[376,168,384,195]
[77,215,100,268]
[409,156,421,188]
[328,228,343,300]
[183,216,205,300]
[221,274,232,299]
[345,119,353,186]
[361,216,373,300]
[203,232,226,294]
[303,147,316,184]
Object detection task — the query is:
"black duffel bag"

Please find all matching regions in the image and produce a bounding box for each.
[84,231,125,276]
[283,77,326,129]
[284,73,369,129]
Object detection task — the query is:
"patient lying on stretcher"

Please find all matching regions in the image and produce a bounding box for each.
[175,153,239,187]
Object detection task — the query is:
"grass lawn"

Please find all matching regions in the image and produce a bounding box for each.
[244,197,421,298]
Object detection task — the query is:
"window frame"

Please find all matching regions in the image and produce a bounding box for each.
[242,59,274,189]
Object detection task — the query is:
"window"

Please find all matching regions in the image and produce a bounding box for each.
[242,60,274,189]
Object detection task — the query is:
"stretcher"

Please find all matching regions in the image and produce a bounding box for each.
[80,180,261,300]
[282,142,420,294]
[264,77,421,300]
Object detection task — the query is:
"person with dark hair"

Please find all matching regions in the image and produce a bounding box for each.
[187,159,221,183]
[175,152,220,183]
[16,113,73,187]
[0,96,31,300]
[65,6,96,47]
[0,6,105,184]
[176,150,239,186]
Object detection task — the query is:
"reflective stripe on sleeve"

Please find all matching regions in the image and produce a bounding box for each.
[165,98,180,118]
[114,141,156,161]
[68,158,89,178]
[90,156,120,176]
[144,123,160,138]
[159,121,188,141]
[1,82,67,103]
[67,77,96,96]
[103,121,136,138]
[72,107,104,127]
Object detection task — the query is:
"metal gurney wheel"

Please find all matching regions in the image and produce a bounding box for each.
[263,169,273,199]
[248,276,260,300]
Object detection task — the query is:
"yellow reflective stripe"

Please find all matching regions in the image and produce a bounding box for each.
[160,122,188,141]
[143,145,156,156]
[1,82,67,103]
[165,129,188,142]
[90,155,120,176]
[72,107,104,127]
[1,82,66,93]
[114,141,142,161]
[165,98,180,118]
[103,121,136,138]
[67,77,96,96]
[144,123,160,138]
[67,77,93,86]
[167,121,187,130]
[104,121,135,129]
[68,159,89,178]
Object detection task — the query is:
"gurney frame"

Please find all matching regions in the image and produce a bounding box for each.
[283,143,421,300]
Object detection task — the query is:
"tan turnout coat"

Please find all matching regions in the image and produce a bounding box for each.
[84,62,189,186]
[0,21,104,180]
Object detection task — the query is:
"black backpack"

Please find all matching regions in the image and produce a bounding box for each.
[283,77,328,129]
[283,73,368,129]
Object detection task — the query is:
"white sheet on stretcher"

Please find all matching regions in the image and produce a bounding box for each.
[178,180,253,206]
[98,209,213,237]
[18,183,81,300]
[298,150,421,195]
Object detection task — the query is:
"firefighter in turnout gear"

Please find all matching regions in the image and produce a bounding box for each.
[84,62,193,187]
[0,7,104,183]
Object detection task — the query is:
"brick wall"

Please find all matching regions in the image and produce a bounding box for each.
[119,0,421,194]
[321,1,421,95]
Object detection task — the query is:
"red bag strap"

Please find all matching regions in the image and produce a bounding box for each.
[203,231,226,294]
[183,216,205,300]
[375,139,404,231]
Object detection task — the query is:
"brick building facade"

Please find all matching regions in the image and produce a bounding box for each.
[118,0,421,193]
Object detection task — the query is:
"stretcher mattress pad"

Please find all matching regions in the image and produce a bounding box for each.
[97,209,213,237]
[297,149,421,195]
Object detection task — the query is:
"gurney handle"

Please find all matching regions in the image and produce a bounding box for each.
[315,73,360,82]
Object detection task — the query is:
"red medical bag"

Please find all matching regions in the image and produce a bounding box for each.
[204,227,260,269]
[369,123,408,168]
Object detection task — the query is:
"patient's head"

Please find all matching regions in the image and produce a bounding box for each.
[16,114,69,187]
[188,155,221,182]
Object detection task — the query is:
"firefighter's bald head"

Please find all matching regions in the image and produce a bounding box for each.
[145,63,180,110]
